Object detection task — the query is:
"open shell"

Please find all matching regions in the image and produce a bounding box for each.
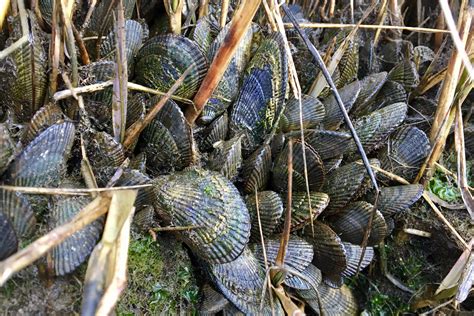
[197,112,229,152]
[21,103,65,145]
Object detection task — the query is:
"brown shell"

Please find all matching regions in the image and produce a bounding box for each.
[132,206,158,232]
[388,60,419,89]
[245,191,283,241]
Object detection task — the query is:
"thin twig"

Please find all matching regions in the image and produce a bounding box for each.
[0,184,151,195]
[283,22,450,33]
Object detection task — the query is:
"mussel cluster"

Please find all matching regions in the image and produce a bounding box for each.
[0,1,438,314]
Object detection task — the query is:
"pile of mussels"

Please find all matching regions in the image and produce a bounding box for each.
[1,1,463,314]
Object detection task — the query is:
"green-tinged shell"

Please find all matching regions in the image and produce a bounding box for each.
[197,112,229,152]
[200,24,253,124]
[288,129,353,160]
[0,124,14,174]
[303,222,347,283]
[0,189,35,237]
[366,80,407,113]
[272,140,325,192]
[348,102,408,154]
[369,184,424,216]
[351,72,388,117]
[7,13,48,122]
[240,144,272,194]
[199,283,229,315]
[50,196,103,276]
[387,60,419,89]
[323,159,380,215]
[192,17,220,54]
[139,99,193,175]
[100,19,148,73]
[153,168,250,263]
[135,35,208,99]
[205,248,282,315]
[277,191,329,232]
[252,235,314,274]
[132,206,158,232]
[245,191,283,241]
[0,212,17,260]
[279,95,326,132]
[208,135,243,180]
[230,32,288,154]
[336,40,359,89]
[3,122,75,187]
[321,80,361,130]
[326,201,387,246]
[38,0,53,25]
[114,169,154,209]
[298,284,358,315]
[342,242,374,277]
[284,263,322,290]
[21,103,65,145]
[379,126,430,181]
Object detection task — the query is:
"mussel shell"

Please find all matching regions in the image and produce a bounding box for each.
[279,95,325,132]
[0,124,14,174]
[3,122,75,187]
[245,191,283,241]
[0,211,18,260]
[206,247,282,314]
[368,184,424,216]
[334,40,359,89]
[297,283,358,315]
[465,123,474,157]
[287,129,353,160]
[197,112,229,152]
[272,140,325,192]
[321,80,361,130]
[323,159,380,215]
[252,235,314,274]
[379,126,430,182]
[366,80,407,113]
[199,283,229,314]
[413,46,435,67]
[114,169,154,209]
[153,168,250,263]
[230,32,288,154]
[240,144,272,194]
[132,206,158,232]
[0,189,35,237]
[135,35,208,99]
[21,103,65,145]
[351,72,388,118]
[50,196,103,276]
[342,242,374,277]
[284,263,322,290]
[348,102,408,154]
[387,60,419,89]
[303,222,347,282]
[325,201,387,246]
[192,17,220,54]
[277,191,329,232]
[208,135,243,180]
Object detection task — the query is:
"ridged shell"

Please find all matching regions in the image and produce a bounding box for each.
[208,135,243,180]
[197,112,229,152]
[87,131,125,185]
[321,80,361,130]
[325,201,387,246]
[379,126,430,182]
[200,24,253,124]
[348,102,408,154]
[206,247,282,315]
[114,169,154,209]
[135,35,208,99]
[3,122,75,187]
[342,242,374,277]
[50,196,103,276]
[323,159,380,215]
[126,93,147,129]
[192,17,219,54]
[287,129,353,160]
[387,60,419,89]
[272,140,325,192]
[8,13,48,122]
[465,123,474,157]
[245,191,283,241]
[0,189,35,237]
[140,99,193,175]
[351,72,388,117]
[240,144,272,194]
[413,46,435,66]
[284,263,322,290]
[335,40,359,89]
[303,222,347,282]
[369,184,424,216]
[132,206,158,231]
[298,284,358,315]
[21,103,65,145]
[0,124,14,174]
[153,168,250,263]
[230,32,288,154]
[367,80,407,113]
[0,211,18,260]
[277,192,330,232]
[199,283,229,314]
[279,95,326,132]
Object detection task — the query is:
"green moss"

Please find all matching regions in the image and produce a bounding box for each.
[116,233,199,315]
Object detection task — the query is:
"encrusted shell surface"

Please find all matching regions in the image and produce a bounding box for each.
[326,201,387,246]
[0,189,35,237]
[279,95,326,132]
[298,283,358,315]
[50,196,103,276]
[153,168,250,263]
[240,144,272,194]
[321,80,361,130]
[0,211,18,260]
[245,191,283,241]
[135,35,208,99]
